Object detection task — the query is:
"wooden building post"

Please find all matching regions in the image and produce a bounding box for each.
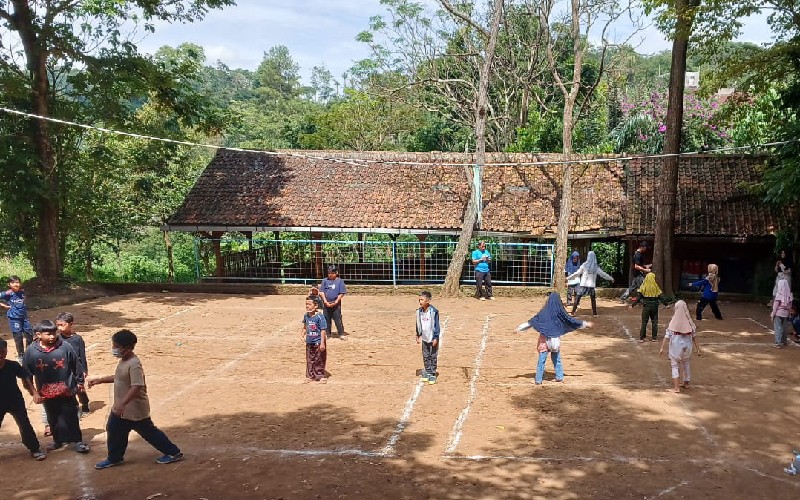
[212,231,224,280]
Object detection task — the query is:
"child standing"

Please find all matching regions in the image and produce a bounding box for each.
[0,275,34,363]
[566,250,613,317]
[23,320,89,453]
[88,329,183,468]
[56,312,90,417]
[630,273,672,342]
[0,338,46,460]
[691,264,723,320]
[659,300,702,393]
[415,291,441,385]
[565,251,582,306]
[771,278,793,348]
[516,293,592,384]
[320,266,347,338]
[301,296,328,383]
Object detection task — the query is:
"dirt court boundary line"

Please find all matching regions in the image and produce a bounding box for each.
[445,314,493,454]
[382,316,450,455]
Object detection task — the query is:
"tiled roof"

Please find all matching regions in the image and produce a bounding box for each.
[625,154,787,237]
[167,150,626,236]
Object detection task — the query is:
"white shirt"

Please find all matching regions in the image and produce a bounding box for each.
[419,308,434,343]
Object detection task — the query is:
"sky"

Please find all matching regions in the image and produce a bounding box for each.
[136,0,776,84]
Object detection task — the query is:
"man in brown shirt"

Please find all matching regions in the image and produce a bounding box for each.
[88,329,183,469]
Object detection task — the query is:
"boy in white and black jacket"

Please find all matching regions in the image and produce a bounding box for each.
[415,291,441,385]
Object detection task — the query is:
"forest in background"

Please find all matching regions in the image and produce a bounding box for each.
[1,0,798,285]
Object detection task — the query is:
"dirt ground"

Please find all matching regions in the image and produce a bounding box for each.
[1,292,799,499]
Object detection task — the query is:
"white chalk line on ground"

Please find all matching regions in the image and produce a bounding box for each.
[615,318,719,450]
[445,314,493,455]
[75,455,97,500]
[737,317,772,331]
[233,445,386,458]
[744,466,800,488]
[90,319,297,444]
[381,316,450,455]
[442,454,721,465]
[738,316,800,349]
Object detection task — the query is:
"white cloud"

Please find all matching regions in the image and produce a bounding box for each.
[135,1,778,84]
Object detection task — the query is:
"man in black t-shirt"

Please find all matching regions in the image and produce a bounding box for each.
[0,338,46,460]
[621,241,652,301]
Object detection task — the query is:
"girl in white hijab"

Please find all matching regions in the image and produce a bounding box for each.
[659,300,702,393]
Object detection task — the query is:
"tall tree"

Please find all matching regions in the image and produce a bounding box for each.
[441,0,505,297]
[534,0,639,293]
[0,0,233,287]
[646,0,759,294]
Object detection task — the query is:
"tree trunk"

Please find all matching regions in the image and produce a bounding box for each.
[442,0,505,297]
[13,0,61,286]
[652,0,699,296]
[551,0,582,294]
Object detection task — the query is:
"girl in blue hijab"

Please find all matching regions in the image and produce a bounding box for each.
[565,251,581,306]
[516,293,593,384]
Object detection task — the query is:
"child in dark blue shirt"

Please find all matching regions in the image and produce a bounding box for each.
[56,312,91,417]
[23,320,90,454]
[690,264,723,321]
[0,338,46,460]
[0,275,34,362]
[301,296,328,383]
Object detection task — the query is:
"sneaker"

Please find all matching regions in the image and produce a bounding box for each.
[772,344,784,349]
[479,297,487,301]
[31,450,46,461]
[155,452,184,464]
[488,296,495,300]
[46,442,64,452]
[95,459,123,470]
[427,375,437,385]
[74,442,91,454]
[420,373,429,382]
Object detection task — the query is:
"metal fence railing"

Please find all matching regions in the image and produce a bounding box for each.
[196,238,555,286]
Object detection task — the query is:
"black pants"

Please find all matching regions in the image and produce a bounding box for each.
[0,399,41,453]
[622,275,645,300]
[324,304,345,336]
[640,303,659,340]
[76,391,90,412]
[106,413,180,463]
[43,396,82,444]
[571,287,597,315]
[12,330,33,357]
[696,298,722,320]
[475,271,493,298]
[421,340,439,376]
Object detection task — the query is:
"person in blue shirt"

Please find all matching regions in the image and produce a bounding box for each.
[320,266,347,338]
[0,276,34,363]
[789,301,800,343]
[471,241,494,300]
[301,296,328,383]
[690,264,723,321]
